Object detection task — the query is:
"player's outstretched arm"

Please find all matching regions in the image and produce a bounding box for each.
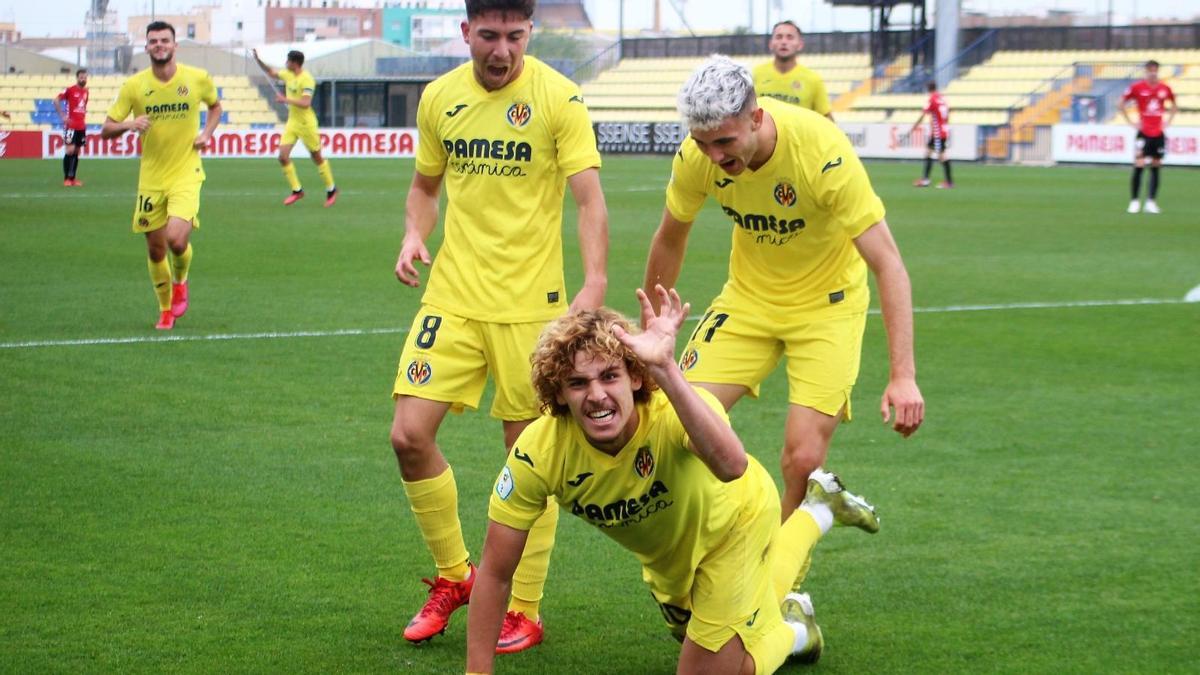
[614,286,748,481]
[643,209,694,312]
[251,49,279,80]
[395,171,443,287]
[854,220,924,438]
[466,521,529,674]
[101,115,149,139]
[567,167,609,312]
[910,111,926,133]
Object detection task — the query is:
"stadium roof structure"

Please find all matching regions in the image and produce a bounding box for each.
[828,0,930,66]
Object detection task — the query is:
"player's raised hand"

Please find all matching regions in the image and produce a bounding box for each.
[612,285,690,369]
[395,234,431,287]
[881,377,924,438]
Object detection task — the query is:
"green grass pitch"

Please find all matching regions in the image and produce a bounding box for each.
[1,156,1197,673]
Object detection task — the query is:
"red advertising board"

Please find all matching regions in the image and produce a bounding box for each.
[0,130,46,159]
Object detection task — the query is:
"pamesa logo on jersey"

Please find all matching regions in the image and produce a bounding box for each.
[506,101,532,128]
[773,179,797,207]
[406,358,432,386]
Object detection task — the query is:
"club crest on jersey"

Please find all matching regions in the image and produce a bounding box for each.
[406,358,433,386]
[176,85,189,97]
[506,101,532,128]
[679,347,699,371]
[633,446,655,479]
[773,180,797,207]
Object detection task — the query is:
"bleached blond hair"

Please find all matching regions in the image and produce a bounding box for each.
[677,54,757,131]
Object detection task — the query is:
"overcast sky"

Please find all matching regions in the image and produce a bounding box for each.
[2,0,1196,39]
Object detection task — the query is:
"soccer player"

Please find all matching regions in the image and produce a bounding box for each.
[466,287,881,674]
[101,21,222,330]
[645,55,924,526]
[1121,59,1176,214]
[54,68,89,187]
[751,21,833,120]
[911,81,952,188]
[389,0,608,654]
[251,48,337,207]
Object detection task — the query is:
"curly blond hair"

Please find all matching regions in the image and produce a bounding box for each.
[530,308,659,417]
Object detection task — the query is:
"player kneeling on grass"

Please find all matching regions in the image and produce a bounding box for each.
[466,286,880,674]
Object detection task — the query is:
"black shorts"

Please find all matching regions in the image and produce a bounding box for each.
[1136,132,1165,160]
[927,135,947,153]
[64,128,86,147]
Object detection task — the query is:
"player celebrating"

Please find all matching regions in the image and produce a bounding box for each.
[912,81,952,188]
[54,68,89,187]
[645,56,923,536]
[390,0,608,654]
[251,49,337,207]
[1121,59,1176,214]
[752,21,832,120]
[101,21,222,330]
[467,287,881,674]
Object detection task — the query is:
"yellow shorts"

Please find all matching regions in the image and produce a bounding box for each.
[391,305,551,420]
[131,183,202,234]
[650,462,787,674]
[282,121,321,153]
[679,300,865,418]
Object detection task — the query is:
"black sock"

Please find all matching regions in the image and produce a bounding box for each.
[1149,166,1160,199]
[69,154,79,179]
[923,157,933,179]
[942,160,953,184]
[1131,167,1143,199]
[63,154,72,179]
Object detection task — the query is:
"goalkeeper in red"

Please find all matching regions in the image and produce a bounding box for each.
[467,286,880,674]
[102,21,222,330]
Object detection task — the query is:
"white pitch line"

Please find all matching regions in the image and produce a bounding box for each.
[0,297,1190,351]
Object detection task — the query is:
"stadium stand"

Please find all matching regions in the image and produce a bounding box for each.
[0,73,279,131]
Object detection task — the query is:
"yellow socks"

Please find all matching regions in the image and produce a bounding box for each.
[748,620,802,675]
[147,256,172,311]
[771,509,822,601]
[509,498,558,620]
[316,159,335,191]
[282,162,301,192]
[402,467,471,582]
[170,243,192,284]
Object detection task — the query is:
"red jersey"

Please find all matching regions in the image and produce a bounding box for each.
[925,92,949,140]
[1122,80,1175,137]
[56,85,89,130]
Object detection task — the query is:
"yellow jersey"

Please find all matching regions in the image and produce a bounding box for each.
[752,61,831,114]
[107,64,218,190]
[414,56,601,323]
[490,388,769,600]
[665,97,884,318]
[278,69,318,127]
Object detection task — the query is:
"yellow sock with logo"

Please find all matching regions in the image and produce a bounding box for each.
[170,243,192,283]
[316,159,335,190]
[402,466,471,582]
[509,498,558,620]
[147,256,172,311]
[771,509,822,601]
[282,162,301,192]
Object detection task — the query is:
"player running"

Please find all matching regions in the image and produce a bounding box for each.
[644,55,923,538]
[467,287,880,674]
[389,0,608,655]
[1121,59,1176,214]
[912,81,952,188]
[752,21,833,120]
[101,21,222,330]
[54,68,89,187]
[251,49,337,206]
